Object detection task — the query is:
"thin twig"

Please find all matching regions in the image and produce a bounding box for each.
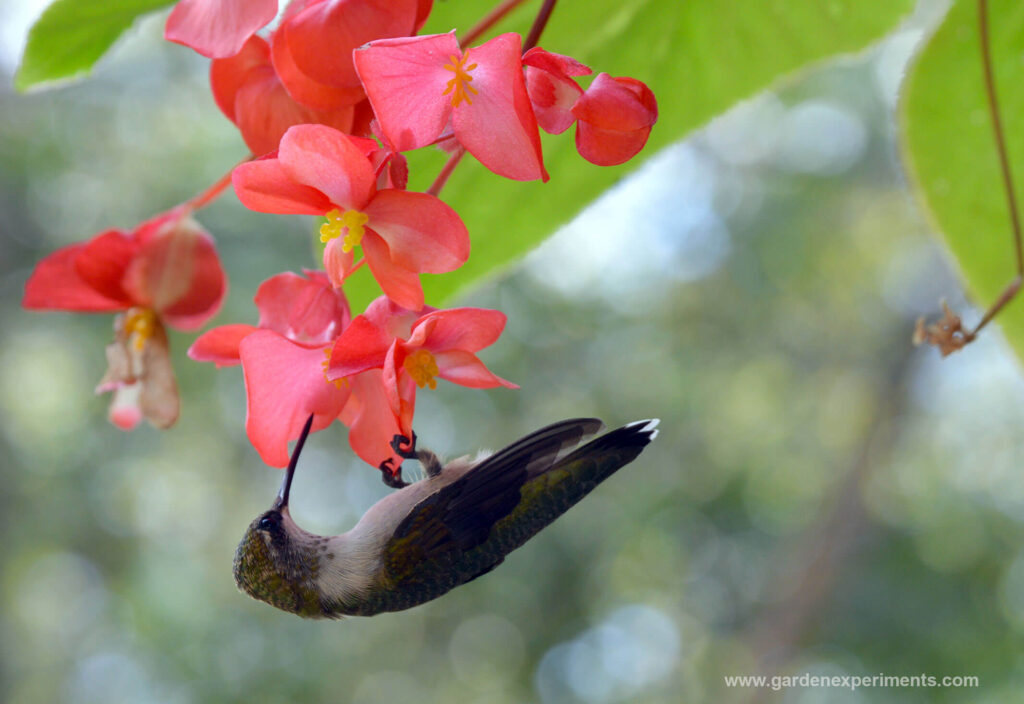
[971,0,1023,336]
[426,148,466,197]
[185,154,253,212]
[460,0,530,48]
[523,0,558,52]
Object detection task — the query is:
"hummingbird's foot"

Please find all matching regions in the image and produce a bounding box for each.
[390,432,443,478]
[378,458,409,489]
[390,432,418,459]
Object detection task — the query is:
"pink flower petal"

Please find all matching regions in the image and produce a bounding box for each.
[122,216,227,329]
[406,307,507,352]
[525,66,583,135]
[278,124,376,210]
[523,48,587,136]
[571,74,657,131]
[413,0,433,31]
[434,349,517,388]
[270,26,367,111]
[363,294,427,339]
[327,314,393,379]
[233,155,334,215]
[362,232,424,311]
[210,34,271,122]
[382,341,415,433]
[572,75,657,166]
[255,270,349,344]
[156,228,228,331]
[108,384,143,431]
[165,0,278,59]
[187,324,258,366]
[284,0,420,89]
[522,47,591,78]
[575,122,654,167]
[239,330,351,467]
[354,33,459,152]
[322,238,357,288]
[364,189,469,273]
[71,228,138,300]
[22,242,131,312]
[346,369,403,471]
[233,67,356,155]
[453,34,547,182]
[74,230,138,303]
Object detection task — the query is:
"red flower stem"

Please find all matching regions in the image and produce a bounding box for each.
[427,148,467,197]
[349,257,367,276]
[459,0,530,48]
[185,155,254,212]
[523,0,558,52]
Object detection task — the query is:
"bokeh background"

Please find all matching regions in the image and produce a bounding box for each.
[3,1,1024,702]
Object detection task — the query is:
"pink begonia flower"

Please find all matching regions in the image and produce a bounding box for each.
[211,35,359,155]
[342,369,406,477]
[572,73,658,166]
[523,48,591,135]
[23,208,227,430]
[328,302,517,466]
[235,341,405,471]
[165,0,278,59]
[270,19,369,111]
[266,0,432,112]
[188,269,349,366]
[282,0,425,93]
[232,124,469,311]
[237,329,353,467]
[188,269,350,467]
[354,32,548,182]
[190,274,407,472]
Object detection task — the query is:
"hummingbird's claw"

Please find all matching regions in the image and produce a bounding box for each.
[390,431,418,459]
[378,458,409,489]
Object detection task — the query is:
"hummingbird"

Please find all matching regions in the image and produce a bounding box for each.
[233,415,659,618]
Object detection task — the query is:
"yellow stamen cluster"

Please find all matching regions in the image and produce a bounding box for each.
[321,347,348,389]
[403,349,440,390]
[124,308,158,352]
[319,208,369,253]
[443,54,478,107]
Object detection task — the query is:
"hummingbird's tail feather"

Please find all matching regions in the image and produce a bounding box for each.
[555,419,660,472]
[493,419,660,554]
[475,417,605,479]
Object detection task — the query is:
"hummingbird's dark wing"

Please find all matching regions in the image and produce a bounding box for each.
[377,419,606,607]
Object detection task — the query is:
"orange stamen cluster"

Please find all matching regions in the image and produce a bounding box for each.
[443,54,478,108]
[321,347,348,389]
[403,348,440,389]
[124,308,158,352]
[319,208,369,253]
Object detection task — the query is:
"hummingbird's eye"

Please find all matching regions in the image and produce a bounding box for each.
[257,513,278,532]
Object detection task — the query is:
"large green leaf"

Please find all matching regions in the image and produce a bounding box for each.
[901,0,1024,359]
[340,0,914,308]
[15,0,174,91]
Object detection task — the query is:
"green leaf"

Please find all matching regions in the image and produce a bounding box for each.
[342,0,913,309]
[901,0,1024,360]
[15,0,174,91]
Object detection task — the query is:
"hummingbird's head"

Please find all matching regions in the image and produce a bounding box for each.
[233,416,331,618]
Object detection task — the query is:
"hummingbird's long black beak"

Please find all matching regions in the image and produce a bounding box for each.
[274,414,314,510]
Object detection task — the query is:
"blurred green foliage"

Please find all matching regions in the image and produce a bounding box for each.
[3,3,1024,704]
[902,0,1024,362]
